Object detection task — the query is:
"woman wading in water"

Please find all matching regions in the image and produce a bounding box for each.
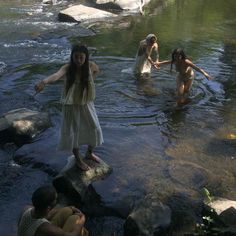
[156,48,213,104]
[133,33,159,78]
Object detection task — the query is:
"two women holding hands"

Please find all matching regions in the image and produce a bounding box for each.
[133,34,213,104]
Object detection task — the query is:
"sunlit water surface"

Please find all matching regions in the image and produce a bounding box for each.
[0,0,236,235]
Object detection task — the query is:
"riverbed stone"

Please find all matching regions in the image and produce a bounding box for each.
[124,194,171,236]
[53,155,113,202]
[94,0,151,12]
[42,0,57,4]
[58,4,117,23]
[202,197,236,235]
[0,108,51,145]
[207,198,236,216]
[13,126,67,176]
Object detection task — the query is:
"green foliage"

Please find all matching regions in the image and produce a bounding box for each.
[202,187,213,203]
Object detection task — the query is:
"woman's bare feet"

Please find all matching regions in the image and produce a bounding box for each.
[86,152,100,163]
[73,148,90,171]
[75,158,90,171]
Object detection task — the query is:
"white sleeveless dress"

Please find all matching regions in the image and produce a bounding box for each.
[58,71,103,150]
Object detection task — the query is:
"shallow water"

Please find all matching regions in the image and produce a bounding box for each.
[0,0,236,235]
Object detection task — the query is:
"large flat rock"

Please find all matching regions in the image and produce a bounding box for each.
[95,0,151,11]
[58,4,117,23]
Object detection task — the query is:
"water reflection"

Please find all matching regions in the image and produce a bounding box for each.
[0,0,236,235]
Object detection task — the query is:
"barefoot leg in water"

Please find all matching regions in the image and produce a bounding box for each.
[72,148,90,171]
[86,146,100,163]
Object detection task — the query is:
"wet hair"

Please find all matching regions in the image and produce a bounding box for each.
[170,48,187,71]
[31,185,57,211]
[146,34,157,45]
[65,44,89,97]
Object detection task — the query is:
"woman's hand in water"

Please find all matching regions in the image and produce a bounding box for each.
[34,80,45,93]
[153,61,160,69]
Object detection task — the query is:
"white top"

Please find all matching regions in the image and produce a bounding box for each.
[17,208,50,236]
[61,71,95,105]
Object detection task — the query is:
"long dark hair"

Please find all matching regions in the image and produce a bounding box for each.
[65,44,89,96]
[170,48,187,71]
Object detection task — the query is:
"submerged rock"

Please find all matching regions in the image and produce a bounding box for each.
[200,197,236,235]
[124,195,171,236]
[0,108,51,145]
[53,155,112,202]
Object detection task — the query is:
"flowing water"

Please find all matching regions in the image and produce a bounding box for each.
[0,0,236,235]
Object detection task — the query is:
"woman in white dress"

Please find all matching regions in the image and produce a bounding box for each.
[35,45,103,171]
[133,33,159,77]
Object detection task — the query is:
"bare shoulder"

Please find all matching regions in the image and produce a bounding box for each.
[185,58,194,65]
[23,205,32,211]
[36,222,64,236]
[153,42,158,48]
[89,61,100,74]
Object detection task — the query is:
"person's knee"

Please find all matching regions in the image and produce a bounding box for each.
[62,206,73,214]
[57,207,73,217]
[63,215,82,232]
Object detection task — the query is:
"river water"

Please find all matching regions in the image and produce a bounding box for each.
[0,0,236,235]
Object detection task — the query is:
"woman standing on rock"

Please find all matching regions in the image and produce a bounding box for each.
[35,44,103,171]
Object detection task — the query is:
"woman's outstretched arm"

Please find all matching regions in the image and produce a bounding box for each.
[185,59,213,80]
[34,64,68,93]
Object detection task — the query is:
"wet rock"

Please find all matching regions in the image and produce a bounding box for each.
[167,161,213,190]
[207,198,236,216]
[58,4,117,23]
[110,195,137,218]
[42,0,57,4]
[201,198,236,235]
[0,108,51,146]
[124,194,171,236]
[53,155,112,202]
[94,0,151,13]
[13,126,67,177]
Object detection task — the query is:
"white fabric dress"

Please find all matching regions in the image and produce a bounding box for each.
[133,39,152,75]
[58,71,103,150]
[133,34,158,76]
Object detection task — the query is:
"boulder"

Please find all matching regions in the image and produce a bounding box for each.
[53,155,113,203]
[58,4,117,23]
[202,197,236,235]
[13,126,68,177]
[94,0,151,12]
[207,198,236,216]
[124,195,171,236]
[42,0,57,4]
[0,108,51,145]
